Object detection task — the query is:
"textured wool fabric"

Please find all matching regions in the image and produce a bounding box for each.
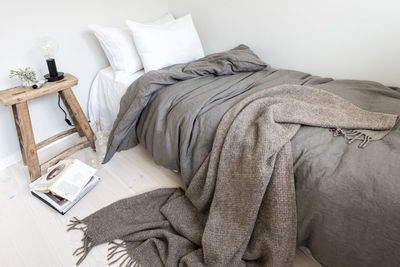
[68,84,397,266]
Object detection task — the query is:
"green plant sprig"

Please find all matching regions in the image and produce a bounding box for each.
[9,67,38,83]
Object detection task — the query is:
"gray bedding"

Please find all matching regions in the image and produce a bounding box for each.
[105,45,400,266]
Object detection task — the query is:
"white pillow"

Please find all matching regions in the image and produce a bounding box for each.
[126,14,204,72]
[89,13,174,80]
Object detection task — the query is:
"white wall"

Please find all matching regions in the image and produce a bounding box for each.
[0,0,168,168]
[169,0,400,86]
[2,0,399,168]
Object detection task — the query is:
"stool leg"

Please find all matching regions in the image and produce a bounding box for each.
[59,88,95,150]
[12,105,27,166]
[14,102,41,181]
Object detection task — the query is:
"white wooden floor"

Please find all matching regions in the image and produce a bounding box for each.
[0,134,321,267]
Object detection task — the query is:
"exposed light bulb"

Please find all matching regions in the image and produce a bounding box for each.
[40,37,59,59]
[39,36,64,82]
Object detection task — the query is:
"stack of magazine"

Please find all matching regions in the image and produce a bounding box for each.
[29,159,100,214]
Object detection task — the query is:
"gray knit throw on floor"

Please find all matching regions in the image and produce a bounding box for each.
[68,84,397,267]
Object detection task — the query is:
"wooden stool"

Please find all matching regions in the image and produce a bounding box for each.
[0,74,95,181]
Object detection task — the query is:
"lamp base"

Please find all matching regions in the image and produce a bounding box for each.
[44,72,64,82]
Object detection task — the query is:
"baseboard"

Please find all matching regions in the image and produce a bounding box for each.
[0,133,77,171]
[0,151,22,170]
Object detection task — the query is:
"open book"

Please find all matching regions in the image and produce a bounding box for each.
[30,159,97,202]
[30,159,99,214]
[30,176,100,215]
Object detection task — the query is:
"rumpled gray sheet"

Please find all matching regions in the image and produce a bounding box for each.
[106,45,400,266]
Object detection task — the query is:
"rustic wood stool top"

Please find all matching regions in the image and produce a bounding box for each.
[0,73,78,106]
[0,74,95,181]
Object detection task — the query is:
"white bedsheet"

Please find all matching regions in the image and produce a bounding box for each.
[88,67,144,133]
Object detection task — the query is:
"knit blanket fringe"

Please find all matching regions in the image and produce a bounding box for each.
[107,241,142,267]
[66,217,94,265]
[332,128,373,148]
[67,217,142,267]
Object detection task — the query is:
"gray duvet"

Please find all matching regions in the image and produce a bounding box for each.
[105,45,400,266]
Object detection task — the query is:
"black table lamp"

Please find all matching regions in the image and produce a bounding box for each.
[40,37,64,82]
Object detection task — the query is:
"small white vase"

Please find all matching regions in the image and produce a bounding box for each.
[21,79,34,88]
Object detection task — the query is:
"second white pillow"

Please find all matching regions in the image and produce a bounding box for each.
[89,13,174,80]
[127,14,205,72]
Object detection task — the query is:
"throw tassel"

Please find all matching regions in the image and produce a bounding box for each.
[108,241,142,267]
[67,217,94,265]
[332,128,373,148]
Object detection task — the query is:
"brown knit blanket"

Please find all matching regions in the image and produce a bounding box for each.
[68,84,397,266]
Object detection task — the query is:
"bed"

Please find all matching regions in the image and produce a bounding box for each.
[88,67,144,132]
[96,46,400,266]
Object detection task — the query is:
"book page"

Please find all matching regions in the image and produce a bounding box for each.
[50,159,96,202]
[30,161,70,193]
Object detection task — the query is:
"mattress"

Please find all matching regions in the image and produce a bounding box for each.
[88,67,144,133]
